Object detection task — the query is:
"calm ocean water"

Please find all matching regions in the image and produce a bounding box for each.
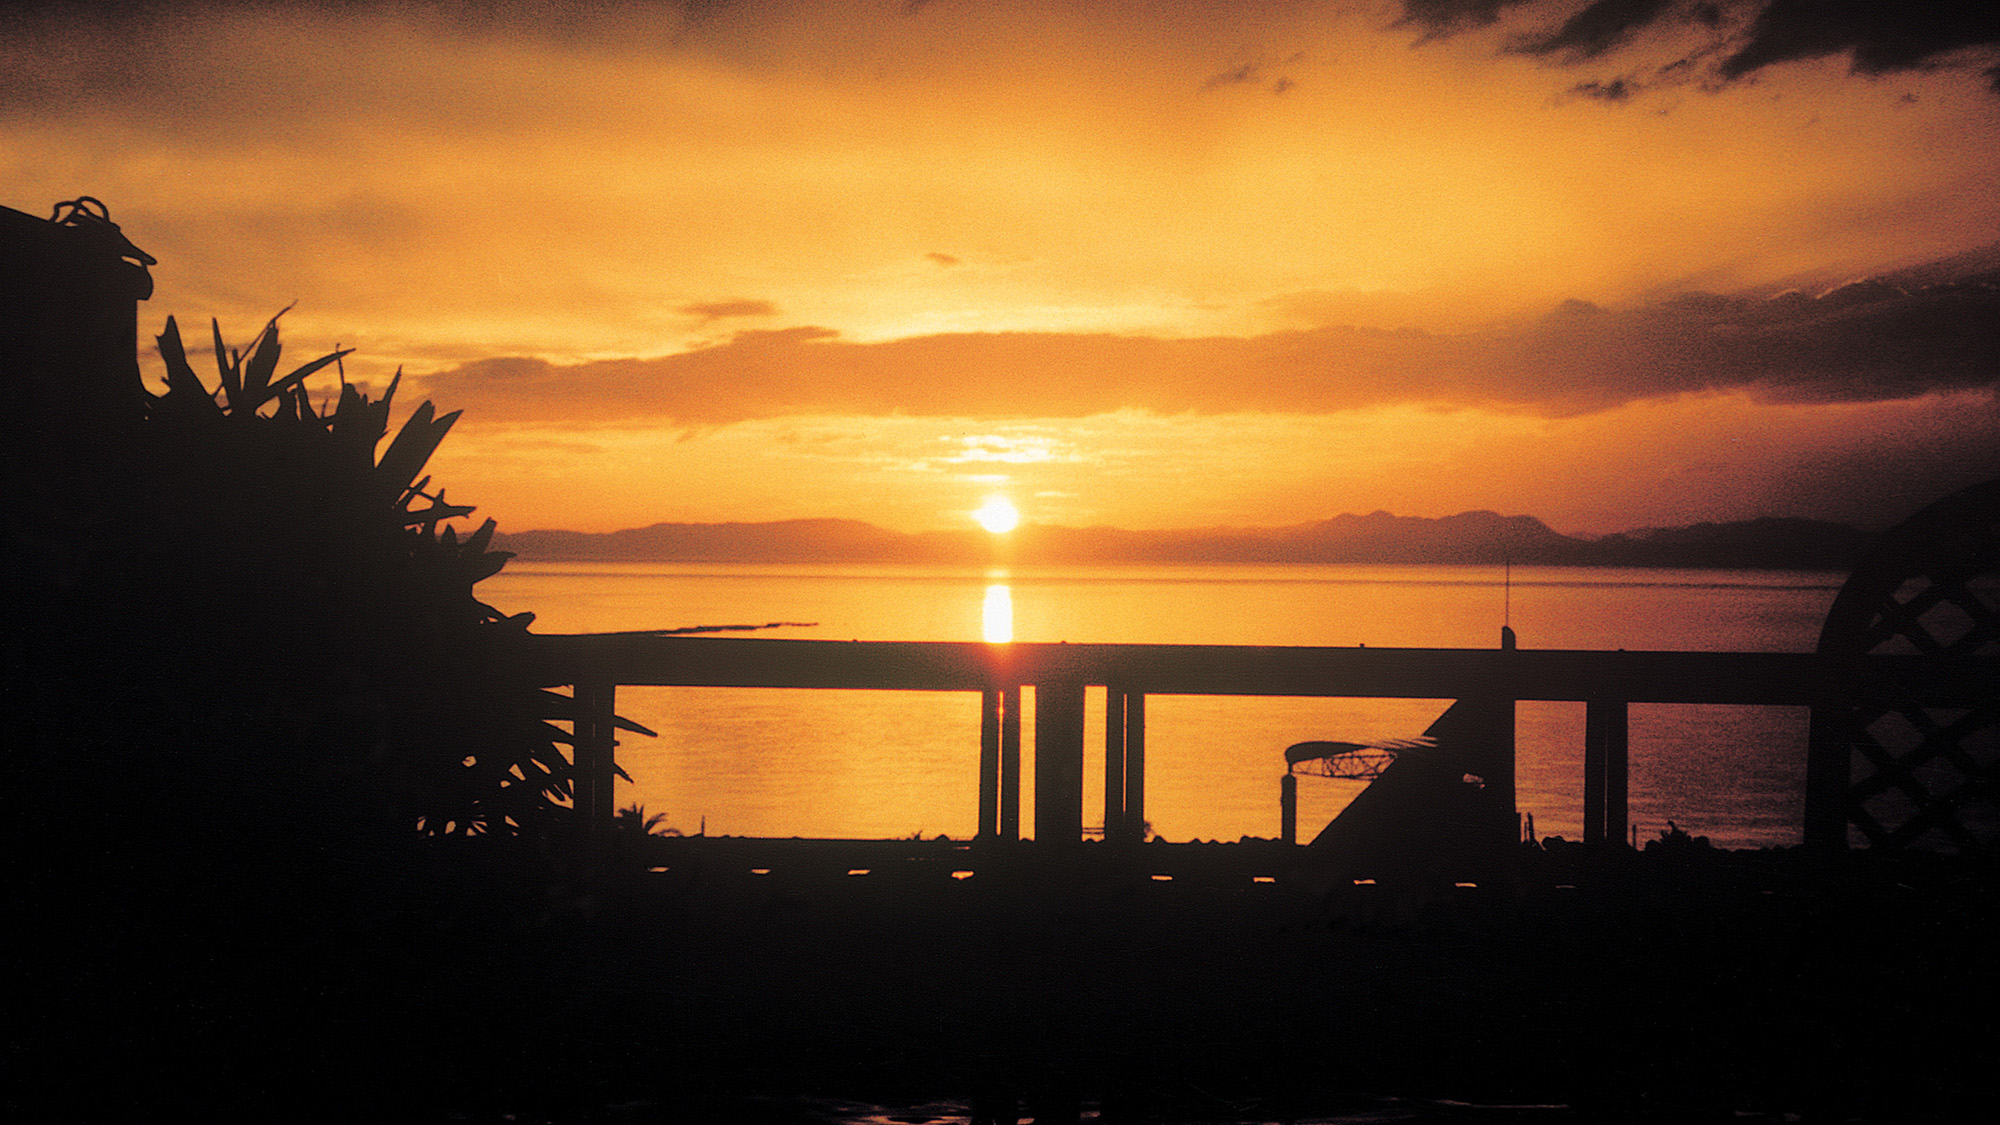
[478,562,1845,850]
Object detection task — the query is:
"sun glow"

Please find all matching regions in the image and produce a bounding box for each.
[982,584,1014,644]
[972,495,1020,534]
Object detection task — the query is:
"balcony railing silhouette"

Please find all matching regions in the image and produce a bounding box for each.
[520,633,1994,851]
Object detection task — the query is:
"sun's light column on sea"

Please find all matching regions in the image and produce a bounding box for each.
[982,584,1014,645]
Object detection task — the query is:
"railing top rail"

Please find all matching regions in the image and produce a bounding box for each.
[518,634,1991,707]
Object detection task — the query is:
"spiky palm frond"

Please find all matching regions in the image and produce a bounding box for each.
[132,311,651,842]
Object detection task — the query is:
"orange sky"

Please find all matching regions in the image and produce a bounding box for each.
[6,0,1998,534]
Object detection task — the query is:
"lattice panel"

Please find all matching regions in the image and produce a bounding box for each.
[1860,574,2000,656]
[1810,480,2000,852]
[1849,704,2000,849]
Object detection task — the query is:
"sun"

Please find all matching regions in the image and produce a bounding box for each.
[972,495,1020,534]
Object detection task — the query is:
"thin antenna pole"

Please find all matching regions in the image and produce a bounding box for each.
[1504,554,1511,628]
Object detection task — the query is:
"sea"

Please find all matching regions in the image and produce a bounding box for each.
[476,562,1846,852]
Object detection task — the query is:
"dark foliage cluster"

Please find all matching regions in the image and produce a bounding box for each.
[14,310,587,870]
[4,202,605,1118]
[137,311,580,846]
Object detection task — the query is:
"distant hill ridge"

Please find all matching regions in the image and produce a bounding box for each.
[492,510,1869,570]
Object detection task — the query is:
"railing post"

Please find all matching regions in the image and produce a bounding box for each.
[1000,684,1022,841]
[980,686,1002,840]
[1804,686,1853,852]
[1280,771,1298,845]
[1495,695,1517,839]
[1583,698,1629,846]
[573,679,618,848]
[1584,700,1607,844]
[1605,700,1628,849]
[1103,685,1126,843]
[1124,691,1146,844]
[1034,680,1086,845]
[1449,693,1517,851]
[1492,630,1517,831]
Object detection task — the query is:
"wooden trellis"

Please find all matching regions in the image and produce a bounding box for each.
[1807,479,2000,851]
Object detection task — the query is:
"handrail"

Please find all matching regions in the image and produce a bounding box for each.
[519,634,1988,707]
[526,634,1994,850]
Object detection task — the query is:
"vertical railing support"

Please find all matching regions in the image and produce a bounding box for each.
[980,686,1002,840]
[1034,680,1086,845]
[1584,698,1629,846]
[1605,702,1628,849]
[1420,687,1518,867]
[1500,632,1518,815]
[572,679,619,852]
[1803,702,1852,853]
[1103,685,1126,843]
[1099,686,1147,845]
[1584,700,1607,845]
[1280,771,1298,845]
[1124,691,1146,844]
[1000,684,1022,840]
[1493,695,1518,842]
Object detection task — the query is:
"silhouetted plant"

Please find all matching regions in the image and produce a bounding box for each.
[119,310,625,846]
[1646,820,1712,852]
[616,803,678,837]
[5,207,643,1119]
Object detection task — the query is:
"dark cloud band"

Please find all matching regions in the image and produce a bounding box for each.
[1403,0,2000,93]
[419,276,2000,424]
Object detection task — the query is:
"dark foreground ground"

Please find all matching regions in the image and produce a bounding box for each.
[11,837,1999,1123]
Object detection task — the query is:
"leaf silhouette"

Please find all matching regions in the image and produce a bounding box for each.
[154,317,221,414]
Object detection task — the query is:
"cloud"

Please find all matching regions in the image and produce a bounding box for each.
[417,278,2000,424]
[1513,282,2000,408]
[1719,0,2000,87]
[1402,0,2000,93]
[1567,76,1637,101]
[1202,62,1262,90]
[679,298,779,321]
[1398,0,1542,40]
[1201,52,1303,95]
[1511,0,1679,62]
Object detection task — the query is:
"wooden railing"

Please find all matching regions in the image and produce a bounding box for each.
[519,634,1993,850]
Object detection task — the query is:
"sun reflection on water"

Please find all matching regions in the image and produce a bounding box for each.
[982,583,1013,644]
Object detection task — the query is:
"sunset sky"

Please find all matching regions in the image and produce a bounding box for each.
[6,0,1998,535]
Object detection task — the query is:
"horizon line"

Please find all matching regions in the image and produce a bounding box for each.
[488,507,1877,541]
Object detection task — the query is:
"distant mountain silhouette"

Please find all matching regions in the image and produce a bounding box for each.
[1578,517,1874,570]
[494,510,1869,570]
[496,517,917,562]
